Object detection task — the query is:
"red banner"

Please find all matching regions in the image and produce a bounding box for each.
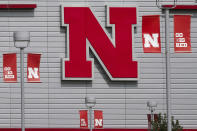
[174,15,191,53]
[27,53,41,82]
[94,110,103,128]
[142,15,161,53]
[79,110,88,128]
[3,53,17,82]
[147,114,158,131]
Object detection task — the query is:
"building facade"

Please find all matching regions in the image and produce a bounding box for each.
[0,0,197,130]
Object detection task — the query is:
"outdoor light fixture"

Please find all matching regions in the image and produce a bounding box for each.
[147,101,157,109]
[14,31,30,131]
[14,31,30,48]
[85,96,96,108]
[85,96,96,131]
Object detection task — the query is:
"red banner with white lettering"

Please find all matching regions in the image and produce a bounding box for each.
[3,53,17,82]
[27,53,41,82]
[79,110,88,128]
[174,15,191,53]
[142,15,161,53]
[94,110,103,128]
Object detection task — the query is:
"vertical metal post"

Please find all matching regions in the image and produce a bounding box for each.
[165,8,172,131]
[150,109,154,130]
[14,31,29,131]
[20,48,25,131]
[89,107,92,131]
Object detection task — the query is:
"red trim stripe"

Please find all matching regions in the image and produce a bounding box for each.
[162,5,197,9]
[0,128,196,131]
[0,4,37,9]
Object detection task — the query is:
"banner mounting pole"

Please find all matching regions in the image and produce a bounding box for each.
[14,31,30,131]
[165,8,172,131]
[20,47,25,131]
[155,1,177,131]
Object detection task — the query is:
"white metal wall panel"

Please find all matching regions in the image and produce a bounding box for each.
[0,0,197,129]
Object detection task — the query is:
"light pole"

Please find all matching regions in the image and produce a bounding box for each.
[85,96,96,131]
[147,101,157,130]
[156,1,177,131]
[14,31,30,131]
[164,8,172,131]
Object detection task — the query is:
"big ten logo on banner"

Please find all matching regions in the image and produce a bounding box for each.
[3,54,17,82]
[94,110,103,128]
[27,53,41,82]
[61,5,138,81]
[142,15,161,53]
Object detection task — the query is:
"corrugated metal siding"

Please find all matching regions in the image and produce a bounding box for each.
[0,0,197,129]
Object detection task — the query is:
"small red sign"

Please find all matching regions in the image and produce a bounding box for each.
[79,110,88,128]
[142,15,161,53]
[94,110,103,128]
[147,114,158,131]
[174,15,191,53]
[27,53,41,82]
[3,53,17,82]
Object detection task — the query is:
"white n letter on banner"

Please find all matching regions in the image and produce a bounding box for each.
[95,119,103,126]
[144,34,159,48]
[28,68,39,78]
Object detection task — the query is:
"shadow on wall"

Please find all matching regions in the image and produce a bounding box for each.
[0,9,35,17]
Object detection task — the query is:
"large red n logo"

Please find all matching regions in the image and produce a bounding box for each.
[61,5,138,81]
